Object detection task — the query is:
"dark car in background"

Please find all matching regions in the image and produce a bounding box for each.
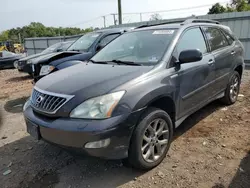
[0,51,25,69]
[15,41,73,75]
[24,19,244,170]
[31,28,132,82]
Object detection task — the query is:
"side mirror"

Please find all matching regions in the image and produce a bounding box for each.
[96,44,105,52]
[56,48,63,52]
[178,49,202,64]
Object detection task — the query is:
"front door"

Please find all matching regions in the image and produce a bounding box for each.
[170,27,216,119]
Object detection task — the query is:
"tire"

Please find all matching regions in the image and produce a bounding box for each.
[128,107,173,170]
[221,71,241,105]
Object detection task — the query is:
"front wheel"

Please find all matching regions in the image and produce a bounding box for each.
[221,71,241,105]
[128,107,173,170]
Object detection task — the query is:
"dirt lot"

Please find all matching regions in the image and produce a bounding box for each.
[0,69,249,188]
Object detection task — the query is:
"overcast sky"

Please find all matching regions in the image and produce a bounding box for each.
[1,0,229,32]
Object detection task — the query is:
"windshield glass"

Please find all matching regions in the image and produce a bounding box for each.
[67,32,101,52]
[91,29,176,65]
[42,43,62,54]
[61,42,73,51]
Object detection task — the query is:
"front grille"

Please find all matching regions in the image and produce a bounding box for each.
[18,61,26,67]
[31,87,74,114]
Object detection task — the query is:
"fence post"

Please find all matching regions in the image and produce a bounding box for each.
[33,40,36,54]
[46,38,49,48]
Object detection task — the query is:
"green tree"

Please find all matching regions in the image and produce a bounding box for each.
[208,3,226,14]
[0,22,93,43]
[208,0,250,14]
[232,0,250,11]
[0,31,9,41]
[150,13,162,21]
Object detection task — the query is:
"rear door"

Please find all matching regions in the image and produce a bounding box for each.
[202,27,235,94]
[171,27,216,118]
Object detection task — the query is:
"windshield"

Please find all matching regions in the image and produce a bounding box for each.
[61,42,73,51]
[91,29,177,65]
[42,43,62,54]
[67,32,101,52]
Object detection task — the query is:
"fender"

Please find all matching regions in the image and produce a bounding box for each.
[55,60,83,70]
[233,55,244,71]
[133,86,176,112]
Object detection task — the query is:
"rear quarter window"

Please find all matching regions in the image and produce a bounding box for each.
[203,27,229,51]
[221,30,235,45]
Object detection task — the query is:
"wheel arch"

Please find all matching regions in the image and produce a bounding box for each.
[234,64,243,79]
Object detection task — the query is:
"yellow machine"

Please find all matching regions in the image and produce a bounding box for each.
[14,43,24,53]
[0,41,24,53]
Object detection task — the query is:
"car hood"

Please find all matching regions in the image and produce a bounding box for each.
[50,52,92,66]
[36,63,153,101]
[1,54,24,61]
[19,53,45,61]
[32,51,81,65]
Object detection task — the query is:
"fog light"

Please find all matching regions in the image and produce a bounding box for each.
[85,138,110,149]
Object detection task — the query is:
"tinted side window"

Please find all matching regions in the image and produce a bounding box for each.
[99,34,120,47]
[177,28,207,54]
[170,28,207,67]
[203,27,228,51]
[222,30,235,45]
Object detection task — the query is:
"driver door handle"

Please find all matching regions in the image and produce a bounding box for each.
[208,59,215,65]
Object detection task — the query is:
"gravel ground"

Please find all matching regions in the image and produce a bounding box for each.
[0,69,249,188]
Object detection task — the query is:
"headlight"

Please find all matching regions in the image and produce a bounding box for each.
[23,98,31,111]
[70,91,125,119]
[27,60,33,64]
[40,65,55,76]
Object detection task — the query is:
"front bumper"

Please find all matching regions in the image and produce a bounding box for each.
[24,106,144,159]
[16,62,33,74]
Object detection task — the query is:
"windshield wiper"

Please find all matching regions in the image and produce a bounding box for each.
[89,59,108,64]
[89,59,141,66]
[110,60,141,66]
[70,49,80,52]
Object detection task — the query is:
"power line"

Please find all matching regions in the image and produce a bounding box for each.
[67,1,230,27]
[113,1,230,15]
[66,14,110,27]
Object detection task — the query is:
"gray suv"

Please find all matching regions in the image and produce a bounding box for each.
[23,19,245,170]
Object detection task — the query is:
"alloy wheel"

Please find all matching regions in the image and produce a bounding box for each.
[141,118,169,163]
[229,75,239,101]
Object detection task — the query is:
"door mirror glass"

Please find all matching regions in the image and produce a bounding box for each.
[178,49,202,64]
[56,48,63,52]
[96,44,105,52]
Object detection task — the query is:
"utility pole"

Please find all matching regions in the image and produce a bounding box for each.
[18,33,22,44]
[118,0,122,24]
[140,13,142,22]
[103,16,106,28]
[111,14,117,25]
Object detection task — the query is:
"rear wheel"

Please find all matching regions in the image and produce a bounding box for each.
[128,107,173,170]
[221,71,240,105]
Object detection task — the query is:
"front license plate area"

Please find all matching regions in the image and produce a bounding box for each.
[26,120,41,140]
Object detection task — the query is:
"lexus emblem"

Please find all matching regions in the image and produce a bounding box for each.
[36,95,44,105]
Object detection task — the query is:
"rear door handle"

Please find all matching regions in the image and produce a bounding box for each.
[208,59,214,65]
[231,51,236,55]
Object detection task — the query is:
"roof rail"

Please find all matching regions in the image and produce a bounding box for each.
[182,19,220,25]
[136,20,183,29]
[135,18,220,29]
